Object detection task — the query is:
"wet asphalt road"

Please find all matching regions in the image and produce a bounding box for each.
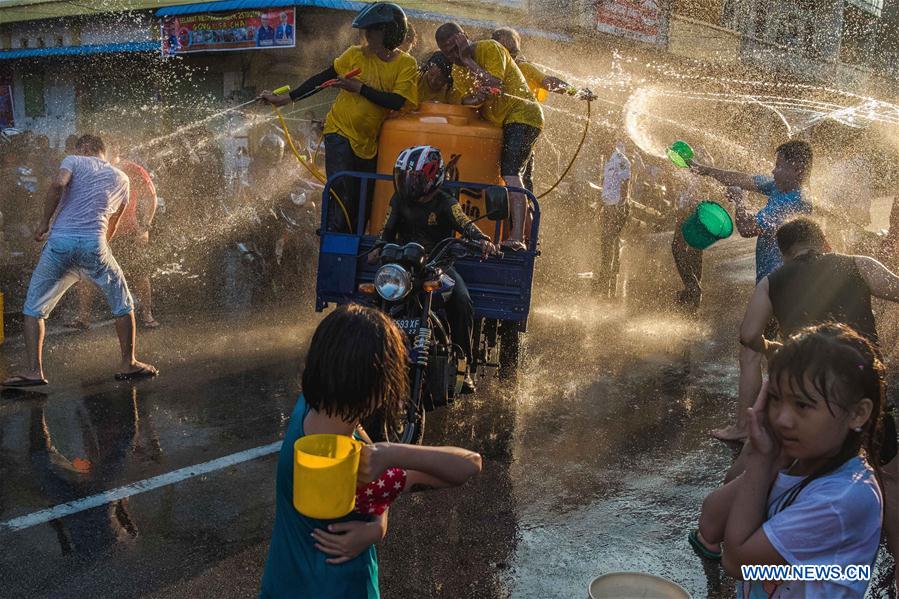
[0,235,793,598]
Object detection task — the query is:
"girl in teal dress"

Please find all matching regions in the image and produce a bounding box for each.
[260,304,483,598]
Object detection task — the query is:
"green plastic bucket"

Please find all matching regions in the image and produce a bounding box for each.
[667,141,694,169]
[681,201,733,250]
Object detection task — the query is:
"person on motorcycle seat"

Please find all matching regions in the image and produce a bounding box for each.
[372,145,497,394]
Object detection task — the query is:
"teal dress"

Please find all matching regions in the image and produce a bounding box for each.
[260,395,379,598]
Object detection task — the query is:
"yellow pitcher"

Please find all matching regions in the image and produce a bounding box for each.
[293,434,363,519]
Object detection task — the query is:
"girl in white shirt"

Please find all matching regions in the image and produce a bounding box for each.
[697,323,885,598]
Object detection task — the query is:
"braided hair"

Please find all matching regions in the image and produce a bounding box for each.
[767,323,884,512]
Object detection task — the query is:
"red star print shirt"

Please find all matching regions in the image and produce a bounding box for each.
[356,468,407,516]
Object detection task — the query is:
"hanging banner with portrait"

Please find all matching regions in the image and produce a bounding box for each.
[161,8,296,56]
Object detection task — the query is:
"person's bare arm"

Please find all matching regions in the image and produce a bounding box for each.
[106,202,126,242]
[35,169,72,241]
[856,255,899,303]
[140,178,159,231]
[461,60,501,89]
[691,163,759,192]
[619,176,630,204]
[721,383,789,578]
[311,510,388,565]
[542,76,571,93]
[135,181,158,243]
[359,443,482,490]
[461,90,488,106]
[454,34,502,89]
[106,179,130,242]
[728,186,763,238]
[739,278,778,356]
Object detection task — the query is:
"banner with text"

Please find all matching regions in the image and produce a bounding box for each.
[596,0,667,45]
[161,8,295,55]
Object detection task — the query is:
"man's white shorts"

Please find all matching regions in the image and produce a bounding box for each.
[23,236,134,319]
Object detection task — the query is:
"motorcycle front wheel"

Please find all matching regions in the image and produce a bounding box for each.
[363,403,425,444]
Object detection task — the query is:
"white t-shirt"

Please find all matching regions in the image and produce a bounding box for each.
[739,456,882,599]
[601,150,631,206]
[52,155,129,240]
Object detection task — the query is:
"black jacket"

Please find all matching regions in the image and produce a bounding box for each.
[379,190,489,252]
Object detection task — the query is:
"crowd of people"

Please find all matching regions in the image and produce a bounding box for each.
[3,1,899,597]
[256,3,899,598]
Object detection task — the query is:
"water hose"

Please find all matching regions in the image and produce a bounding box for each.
[536,97,591,200]
[271,85,352,230]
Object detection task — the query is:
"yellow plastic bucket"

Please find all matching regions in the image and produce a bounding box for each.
[293,434,363,519]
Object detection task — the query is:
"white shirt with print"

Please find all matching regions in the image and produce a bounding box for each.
[739,456,882,599]
[601,149,631,206]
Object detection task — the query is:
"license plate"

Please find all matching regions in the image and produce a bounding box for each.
[395,318,420,335]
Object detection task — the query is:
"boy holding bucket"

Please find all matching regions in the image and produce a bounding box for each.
[691,140,813,442]
[260,304,482,598]
[690,140,814,283]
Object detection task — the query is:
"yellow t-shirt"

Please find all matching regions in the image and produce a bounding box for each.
[516,60,549,103]
[417,74,450,104]
[323,46,419,159]
[450,40,544,130]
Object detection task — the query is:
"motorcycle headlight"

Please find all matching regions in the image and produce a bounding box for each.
[374,264,411,301]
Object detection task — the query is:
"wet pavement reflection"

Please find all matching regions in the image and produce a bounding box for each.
[0,236,854,598]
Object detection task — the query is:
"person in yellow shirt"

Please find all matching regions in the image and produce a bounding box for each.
[417,51,453,104]
[435,22,542,251]
[491,27,595,193]
[261,3,418,233]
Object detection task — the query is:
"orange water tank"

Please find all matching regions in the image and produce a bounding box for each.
[368,102,503,236]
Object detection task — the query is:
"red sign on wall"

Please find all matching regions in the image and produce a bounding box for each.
[596,0,667,45]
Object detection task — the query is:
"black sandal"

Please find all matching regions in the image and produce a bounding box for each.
[688,529,721,561]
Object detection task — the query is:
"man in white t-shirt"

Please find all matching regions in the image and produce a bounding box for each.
[2,134,157,387]
[596,141,631,298]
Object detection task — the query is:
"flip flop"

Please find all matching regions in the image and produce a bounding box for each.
[115,366,159,381]
[2,375,49,388]
[688,529,721,561]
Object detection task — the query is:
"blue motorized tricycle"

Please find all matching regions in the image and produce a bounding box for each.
[315,172,540,442]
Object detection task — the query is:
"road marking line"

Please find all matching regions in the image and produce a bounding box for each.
[0,441,282,533]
